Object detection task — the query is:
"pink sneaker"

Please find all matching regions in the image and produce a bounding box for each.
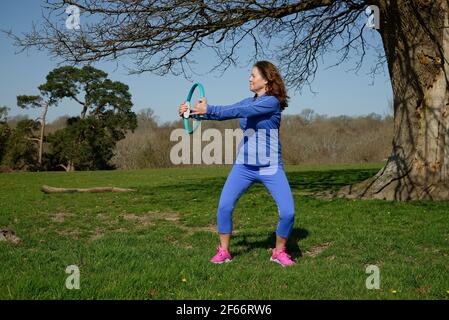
[210,245,232,264]
[270,247,296,267]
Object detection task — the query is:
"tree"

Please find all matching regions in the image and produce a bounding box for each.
[299,108,316,124]
[137,107,159,130]
[10,0,449,200]
[0,106,11,165]
[17,89,58,166]
[1,119,39,170]
[43,66,137,171]
[47,117,117,171]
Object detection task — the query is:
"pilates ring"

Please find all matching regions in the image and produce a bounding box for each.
[182,82,205,134]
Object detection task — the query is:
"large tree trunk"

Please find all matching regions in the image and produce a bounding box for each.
[320,0,449,201]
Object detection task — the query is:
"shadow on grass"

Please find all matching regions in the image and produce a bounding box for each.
[142,167,379,197]
[286,168,379,193]
[231,227,308,260]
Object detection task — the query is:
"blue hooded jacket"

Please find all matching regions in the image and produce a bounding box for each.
[190,94,283,167]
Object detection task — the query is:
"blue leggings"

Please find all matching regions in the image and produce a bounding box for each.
[217,163,295,238]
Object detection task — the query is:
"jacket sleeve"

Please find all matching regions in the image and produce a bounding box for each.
[204,96,279,120]
[189,113,218,120]
[189,99,247,121]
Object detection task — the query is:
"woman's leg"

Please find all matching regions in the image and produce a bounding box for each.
[275,235,289,253]
[258,165,295,250]
[218,233,231,251]
[216,164,256,250]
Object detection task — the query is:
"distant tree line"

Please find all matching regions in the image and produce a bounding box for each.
[111,108,394,170]
[0,66,393,172]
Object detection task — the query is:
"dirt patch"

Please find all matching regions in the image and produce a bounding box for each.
[50,212,73,223]
[56,228,81,239]
[148,288,159,298]
[416,285,431,295]
[89,228,105,241]
[148,211,180,221]
[52,210,217,241]
[123,214,156,226]
[304,242,332,257]
[0,228,21,244]
[120,211,218,235]
[122,211,180,226]
[189,224,217,233]
[96,213,108,220]
[164,234,194,250]
[96,214,120,228]
[176,223,217,235]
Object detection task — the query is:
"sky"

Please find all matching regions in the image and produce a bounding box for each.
[0,1,393,125]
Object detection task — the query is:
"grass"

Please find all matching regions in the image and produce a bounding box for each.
[0,162,448,299]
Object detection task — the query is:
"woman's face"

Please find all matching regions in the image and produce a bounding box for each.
[249,66,268,94]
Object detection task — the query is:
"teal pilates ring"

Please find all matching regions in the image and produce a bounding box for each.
[182,82,205,134]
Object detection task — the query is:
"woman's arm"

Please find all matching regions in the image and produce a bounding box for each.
[190,113,218,120]
[190,99,248,121]
[204,96,279,121]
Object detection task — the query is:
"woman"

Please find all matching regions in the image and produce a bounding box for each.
[178,61,296,267]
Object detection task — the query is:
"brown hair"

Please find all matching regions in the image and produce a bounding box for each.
[252,60,289,110]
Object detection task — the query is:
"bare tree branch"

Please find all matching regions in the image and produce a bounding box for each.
[5,0,377,92]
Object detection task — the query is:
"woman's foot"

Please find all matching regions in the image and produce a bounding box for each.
[210,245,233,264]
[270,247,295,267]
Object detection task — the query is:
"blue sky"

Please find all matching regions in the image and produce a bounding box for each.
[0,1,393,124]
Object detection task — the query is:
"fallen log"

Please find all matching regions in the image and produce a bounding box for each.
[41,185,137,194]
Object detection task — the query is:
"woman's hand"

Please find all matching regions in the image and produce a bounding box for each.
[178,101,189,117]
[190,98,208,115]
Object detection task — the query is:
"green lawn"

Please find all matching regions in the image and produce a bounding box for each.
[1,163,448,299]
